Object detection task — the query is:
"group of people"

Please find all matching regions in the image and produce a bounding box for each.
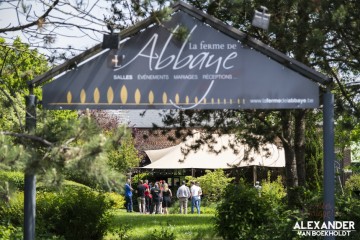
[124,178,173,214]
[177,180,202,214]
[124,178,202,214]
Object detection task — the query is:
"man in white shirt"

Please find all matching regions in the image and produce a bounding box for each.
[176,180,191,214]
[190,181,202,214]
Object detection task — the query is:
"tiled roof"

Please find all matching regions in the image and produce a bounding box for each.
[113,110,167,128]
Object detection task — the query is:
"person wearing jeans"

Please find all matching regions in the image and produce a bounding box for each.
[190,181,202,214]
[191,195,200,214]
[124,178,133,212]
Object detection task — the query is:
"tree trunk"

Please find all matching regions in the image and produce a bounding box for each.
[295,109,306,187]
[281,111,298,206]
[292,0,310,188]
[283,142,298,189]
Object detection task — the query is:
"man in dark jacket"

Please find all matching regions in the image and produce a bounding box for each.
[150,182,161,214]
[136,180,146,213]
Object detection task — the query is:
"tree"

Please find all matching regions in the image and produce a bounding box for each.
[0,0,172,63]
[0,37,128,191]
[317,1,360,159]
[0,37,49,130]
[107,126,141,174]
[0,0,107,62]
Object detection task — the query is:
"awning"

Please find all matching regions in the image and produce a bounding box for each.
[143,133,285,169]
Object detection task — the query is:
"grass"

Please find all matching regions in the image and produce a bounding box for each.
[105,209,221,240]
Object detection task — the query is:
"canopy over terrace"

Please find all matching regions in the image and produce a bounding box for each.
[142,134,285,170]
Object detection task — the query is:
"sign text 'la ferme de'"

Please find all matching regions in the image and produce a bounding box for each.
[42,11,319,110]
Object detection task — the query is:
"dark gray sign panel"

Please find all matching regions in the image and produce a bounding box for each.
[43,11,319,110]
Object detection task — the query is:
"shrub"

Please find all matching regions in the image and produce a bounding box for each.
[36,179,91,193]
[336,193,360,239]
[340,172,360,239]
[0,192,62,240]
[132,172,151,184]
[215,180,299,240]
[0,223,23,239]
[0,191,24,227]
[344,174,360,195]
[104,192,126,209]
[0,171,24,190]
[63,169,99,189]
[261,175,287,203]
[36,187,113,240]
[185,169,233,202]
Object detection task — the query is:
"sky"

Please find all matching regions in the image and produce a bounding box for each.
[0,0,112,59]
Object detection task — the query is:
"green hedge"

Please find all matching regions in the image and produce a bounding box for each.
[0,223,23,239]
[104,192,126,210]
[345,174,360,195]
[36,187,113,240]
[0,171,24,190]
[0,186,113,240]
[0,191,24,226]
[215,180,299,240]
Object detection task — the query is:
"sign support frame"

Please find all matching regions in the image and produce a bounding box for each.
[24,88,37,240]
[323,87,335,240]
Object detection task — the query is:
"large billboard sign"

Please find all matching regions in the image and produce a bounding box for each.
[43,11,319,110]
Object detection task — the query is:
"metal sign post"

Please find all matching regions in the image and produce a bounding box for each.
[24,92,37,240]
[323,88,335,240]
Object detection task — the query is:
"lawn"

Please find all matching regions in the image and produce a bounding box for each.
[105,209,222,240]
